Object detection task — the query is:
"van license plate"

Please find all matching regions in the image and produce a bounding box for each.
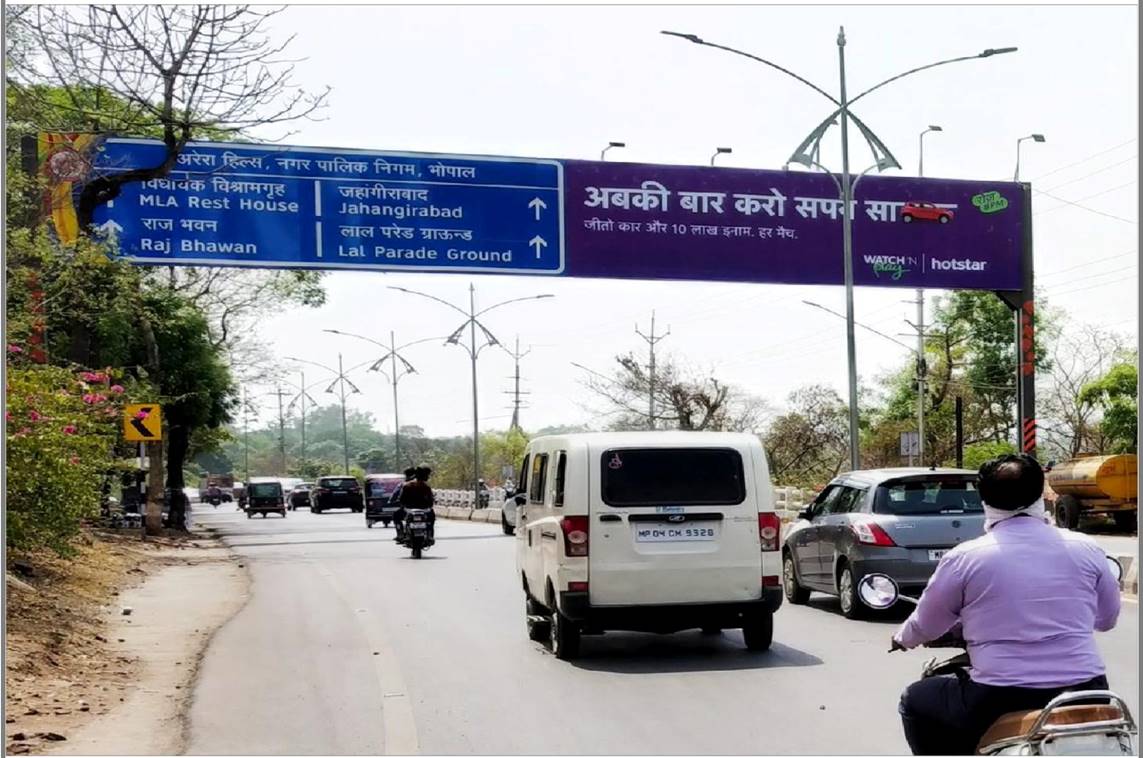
[928,549,948,561]
[635,526,716,542]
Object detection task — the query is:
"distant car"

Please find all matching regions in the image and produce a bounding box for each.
[311,476,363,514]
[288,483,314,511]
[501,487,523,536]
[365,473,405,528]
[781,468,984,620]
[901,202,953,224]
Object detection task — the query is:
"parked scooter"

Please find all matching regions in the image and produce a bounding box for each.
[403,508,435,559]
[858,558,1136,756]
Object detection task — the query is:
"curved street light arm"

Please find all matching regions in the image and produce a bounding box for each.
[475,294,554,318]
[847,111,902,171]
[849,49,1015,107]
[283,355,338,376]
[388,286,470,318]
[322,329,388,351]
[661,31,839,106]
[398,334,453,351]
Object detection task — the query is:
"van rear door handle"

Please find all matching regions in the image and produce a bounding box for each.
[599,514,621,522]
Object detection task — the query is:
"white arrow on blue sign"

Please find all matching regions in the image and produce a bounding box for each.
[91,139,565,275]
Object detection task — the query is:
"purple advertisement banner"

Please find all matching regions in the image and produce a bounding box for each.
[562,161,1025,290]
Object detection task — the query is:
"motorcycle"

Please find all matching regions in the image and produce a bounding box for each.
[403,508,435,559]
[858,557,1136,756]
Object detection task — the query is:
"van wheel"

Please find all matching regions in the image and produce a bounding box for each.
[838,563,866,620]
[784,552,811,605]
[549,609,581,660]
[742,610,773,652]
[501,512,515,536]
[367,521,374,529]
[1055,495,1081,531]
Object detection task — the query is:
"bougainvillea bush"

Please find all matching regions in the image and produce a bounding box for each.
[6,359,131,553]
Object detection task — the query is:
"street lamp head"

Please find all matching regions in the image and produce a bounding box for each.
[1032,134,1046,143]
[608,141,626,149]
[980,46,1018,57]
[928,125,943,132]
[661,30,703,44]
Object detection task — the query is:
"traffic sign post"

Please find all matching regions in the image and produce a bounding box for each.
[124,403,163,442]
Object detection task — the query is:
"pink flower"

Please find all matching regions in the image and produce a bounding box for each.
[81,371,101,383]
[7,344,23,354]
[62,424,77,435]
[5,411,12,421]
[83,394,98,405]
[134,410,148,420]
[69,456,80,465]
[29,410,42,422]
[20,427,32,435]
[110,385,125,394]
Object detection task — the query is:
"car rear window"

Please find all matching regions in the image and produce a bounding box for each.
[249,483,281,497]
[600,448,745,506]
[323,478,358,490]
[874,477,982,515]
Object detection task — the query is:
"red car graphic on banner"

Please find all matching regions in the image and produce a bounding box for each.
[902,201,954,224]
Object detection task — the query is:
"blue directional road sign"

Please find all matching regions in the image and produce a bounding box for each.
[90,139,565,274]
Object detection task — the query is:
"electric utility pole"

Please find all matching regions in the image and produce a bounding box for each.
[635,310,670,430]
[504,335,531,431]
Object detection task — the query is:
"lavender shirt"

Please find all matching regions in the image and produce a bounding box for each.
[895,516,1121,688]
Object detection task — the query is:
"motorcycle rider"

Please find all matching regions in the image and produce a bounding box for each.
[396,466,435,544]
[894,453,1121,755]
[390,467,416,542]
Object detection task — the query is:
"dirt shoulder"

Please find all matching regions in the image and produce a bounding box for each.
[5,527,248,755]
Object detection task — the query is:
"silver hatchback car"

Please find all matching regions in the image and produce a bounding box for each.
[782,468,985,619]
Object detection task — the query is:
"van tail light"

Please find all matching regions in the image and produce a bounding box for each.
[568,581,588,593]
[762,575,781,588]
[851,518,897,547]
[758,513,780,551]
[560,516,589,557]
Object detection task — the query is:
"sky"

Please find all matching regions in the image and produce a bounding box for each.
[241,3,1139,439]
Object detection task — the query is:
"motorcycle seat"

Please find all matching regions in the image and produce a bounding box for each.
[977,704,1124,752]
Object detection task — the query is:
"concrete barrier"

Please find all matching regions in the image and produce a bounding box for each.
[1120,554,1137,596]
[446,506,471,520]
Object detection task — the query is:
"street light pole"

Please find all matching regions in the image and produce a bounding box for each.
[338,353,350,474]
[662,29,1017,472]
[710,146,732,166]
[390,331,401,466]
[1014,133,1046,181]
[601,141,626,161]
[243,387,250,485]
[389,285,553,508]
[915,125,941,464]
[837,27,860,470]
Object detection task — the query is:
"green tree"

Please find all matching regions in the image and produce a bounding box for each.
[960,441,1018,471]
[1080,354,1138,454]
[763,385,849,488]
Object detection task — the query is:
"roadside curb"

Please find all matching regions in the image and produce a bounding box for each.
[1120,554,1137,598]
[437,506,501,524]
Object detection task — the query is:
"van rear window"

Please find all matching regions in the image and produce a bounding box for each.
[600,448,745,506]
[873,476,983,515]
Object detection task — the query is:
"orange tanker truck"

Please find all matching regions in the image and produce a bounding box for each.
[1045,453,1137,532]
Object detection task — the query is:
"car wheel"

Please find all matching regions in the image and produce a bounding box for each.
[741,610,773,652]
[783,553,811,605]
[1055,495,1081,531]
[412,545,422,559]
[246,512,252,519]
[502,512,515,536]
[367,521,374,529]
[903,214,913,223]
[526,598,550,641]
[382,520,391,528]
[837,563,866,620]
[549,608,581,660]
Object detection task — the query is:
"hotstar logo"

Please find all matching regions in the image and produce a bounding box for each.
[863,255,916,280]
[931,258,988,272]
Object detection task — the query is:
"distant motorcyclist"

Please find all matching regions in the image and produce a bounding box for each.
[395,466,435,544]
[390,467,416,542]
[477,478,490,509]
[894,454,1121,755]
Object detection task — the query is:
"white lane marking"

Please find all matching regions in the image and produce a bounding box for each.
[317,560,419,755]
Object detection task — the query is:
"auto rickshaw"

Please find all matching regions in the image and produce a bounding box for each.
[246,481,287,518]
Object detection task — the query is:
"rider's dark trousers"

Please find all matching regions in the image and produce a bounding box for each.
[899,672,1108,755]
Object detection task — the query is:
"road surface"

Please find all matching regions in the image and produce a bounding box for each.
[186,508,1139,755]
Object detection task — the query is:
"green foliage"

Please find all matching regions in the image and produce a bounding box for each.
[764,385,849,488]
[959,441,1018,471]
[5,364,134,553]
[1081,355,1138,454]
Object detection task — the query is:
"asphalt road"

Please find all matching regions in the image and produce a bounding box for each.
[186,507,1139,755]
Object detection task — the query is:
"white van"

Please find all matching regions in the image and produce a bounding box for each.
[514,431,782,659]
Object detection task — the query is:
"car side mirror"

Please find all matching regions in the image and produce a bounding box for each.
[514,494,526,506]
[798,507,814,521]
